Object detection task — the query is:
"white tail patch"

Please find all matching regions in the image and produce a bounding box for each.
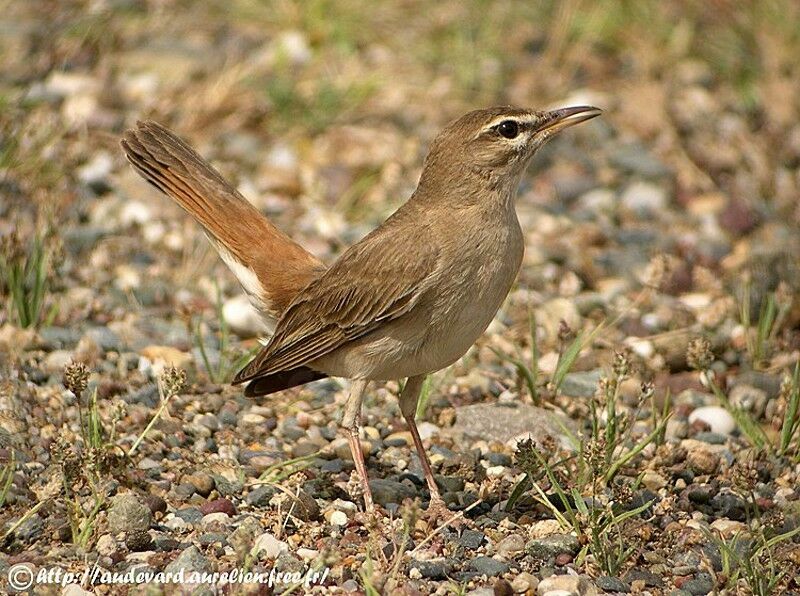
[208,238,273,317]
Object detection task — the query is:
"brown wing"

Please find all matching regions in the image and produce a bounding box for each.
[233,219,439,385]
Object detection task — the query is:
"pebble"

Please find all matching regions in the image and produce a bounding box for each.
[497,534,525,557]
[409,558,452,580]
[709,518,746,538]
[453,403,576,449]
[185,472,215,497]
[44,350,74,373]
[469,556,508,576]
[245,486,277,507]
[326,510,348,526]
[688,406,736,435]
[164,545,212,575]
[62,585,94,596]
[642,471,668,491]
[417,421,440,440]
[596,576,630,593]
[729,384,768,416]
[107,493,152,535]
[201,511,230,528]
[200,498,236,517]
[560,369,603,397]
[526,534,580,559]
[125,529,153,551]
[222,294,271,338]
[537,574,598,596]
[368,478,417,506]
[710,491,747,520]
[284,489,320,521]
[686,445,720,475]
[680,573,714,595]
[621,180,668,214]
[512,572,539,593]
[95,534,117,557]
[253,532,289,559]
[457,529,485,550]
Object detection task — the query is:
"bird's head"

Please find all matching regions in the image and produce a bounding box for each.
[419,105,601,197]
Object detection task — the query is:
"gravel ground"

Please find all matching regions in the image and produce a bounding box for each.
[2,2,800,595]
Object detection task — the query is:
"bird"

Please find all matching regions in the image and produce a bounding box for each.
[121,104,601,520]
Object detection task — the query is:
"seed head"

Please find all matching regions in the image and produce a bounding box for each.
[159,366,186,398]
[686,337,713,371]
[64,361,90,396]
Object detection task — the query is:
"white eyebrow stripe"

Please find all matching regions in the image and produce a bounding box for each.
[482,113,537,131]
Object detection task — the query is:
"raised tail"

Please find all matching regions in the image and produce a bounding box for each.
[121,121,328,394]
[121,120,324,320]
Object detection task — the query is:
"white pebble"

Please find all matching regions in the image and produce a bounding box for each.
[223,294,271,338]
[252,532,288,559]
[688,405,736,435]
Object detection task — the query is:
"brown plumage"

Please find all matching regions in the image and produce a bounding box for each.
[121,121,324,319]
[120,105,601,519]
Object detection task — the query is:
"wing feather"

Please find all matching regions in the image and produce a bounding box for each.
[233,220,438,384]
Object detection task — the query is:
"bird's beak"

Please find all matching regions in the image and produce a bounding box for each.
[535,105,602,137]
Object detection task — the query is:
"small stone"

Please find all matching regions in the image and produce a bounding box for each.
[729,384,768,417]
[686,446,719,475]
[596,576,630,593]
[78,152,114,191]
[185,472,215,497]
[326,510,348,526]
[246,485,277,507]
[62,585,94,596]
[623,568,663,588]
[253,532,289,559]
[95,534,117,557]
[560,369,603,398]
[125,529,153,551]
[417,422,440,440]
[200,498,236,517]
[139,345,192,370]
[44,350,74,373]
[526,534,580,559]
[709,518,746,538]
[681,573,714,596]
[453,403,576,449]
[172,508,203,525]
[409,558,452,580]
[711,492,748,521]
[222,294,271,338]
[107,493,152,535]
[688,406,736,435]
[435,475,466,493]
[285,489,320,521]
[385,431,412,446]
[458,529,485,550]
[555,552,574,566]
[164,545,212,575]
[512,572,539,593]
[497,534,525,557]
[368,478,417,506]
[537,573,598,596]
[228,517,261,557]
[621,181,668,214]
[469,556,509,577]
[642,471,667,491]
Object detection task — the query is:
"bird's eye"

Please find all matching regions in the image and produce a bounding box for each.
[496,120,519,139]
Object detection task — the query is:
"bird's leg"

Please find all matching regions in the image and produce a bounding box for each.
[399,375,450,521]
[342,379,374,512]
